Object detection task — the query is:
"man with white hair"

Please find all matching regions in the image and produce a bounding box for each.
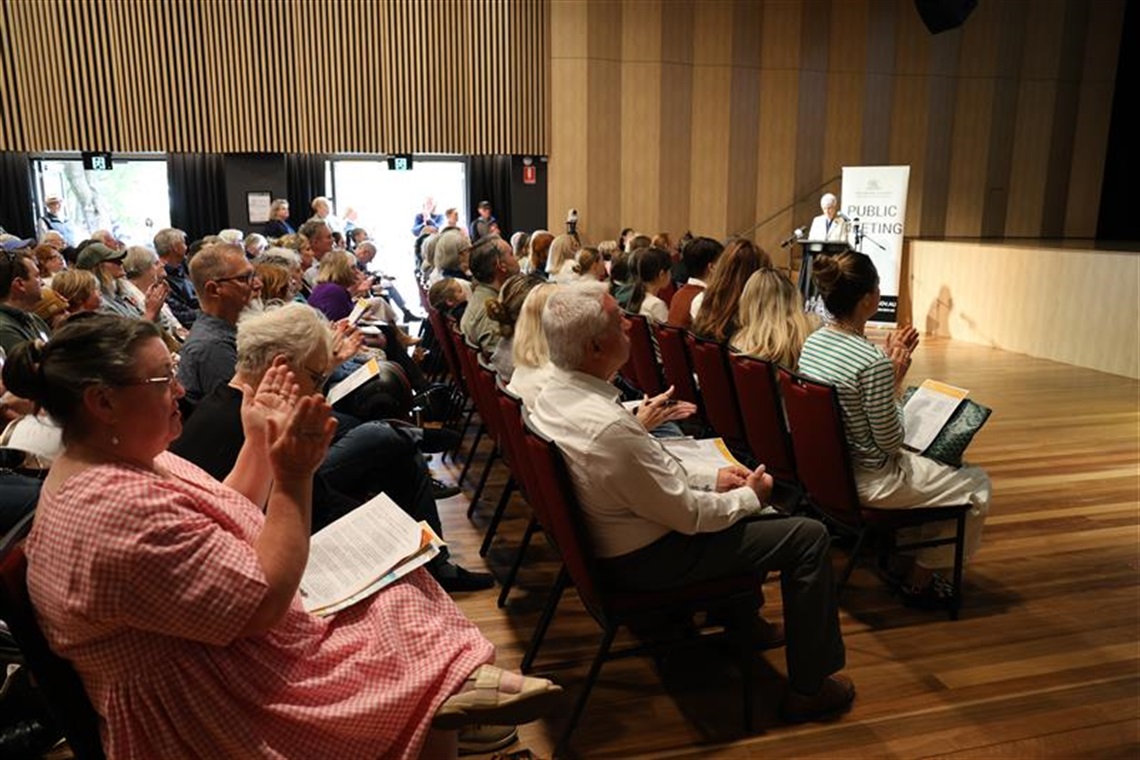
[807,192,850,242]
[38,229,66,251]
[531,282,855,723]
[155,227,198,327]
[355,240,417,323]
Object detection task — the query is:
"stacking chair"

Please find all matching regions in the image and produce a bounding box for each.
[621,312,664,397]
[470,357,519,557]
[651,322,701,409]
[0,514,106,759]
[425,307,475,461]
[685,333,748,454]
[518,415,762,755]
[452,332,504,516]
[448,324,490,488]
[777,368,970,619]
[728,353,803,510]
[493,386,545,608]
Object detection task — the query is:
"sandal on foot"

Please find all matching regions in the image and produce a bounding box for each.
[433,665,563,730]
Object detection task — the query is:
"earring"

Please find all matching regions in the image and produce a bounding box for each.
[110,432,120,446]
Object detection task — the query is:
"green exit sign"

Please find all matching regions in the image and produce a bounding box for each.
[387,154,413,171]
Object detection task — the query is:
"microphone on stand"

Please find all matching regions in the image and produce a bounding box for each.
[780,227,806,248]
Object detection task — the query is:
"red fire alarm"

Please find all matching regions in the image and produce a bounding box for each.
[523,165,536,185]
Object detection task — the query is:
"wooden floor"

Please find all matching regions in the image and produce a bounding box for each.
[431,337,1140,759]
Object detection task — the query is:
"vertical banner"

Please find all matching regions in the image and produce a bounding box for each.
[841,165,910,325]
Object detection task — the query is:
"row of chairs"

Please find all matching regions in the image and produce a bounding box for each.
[421,307,763,756]
[620,312,970,620]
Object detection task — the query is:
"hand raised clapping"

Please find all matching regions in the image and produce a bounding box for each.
[267,395,336,483]
[634,385,697,431]
[239,360,300,450]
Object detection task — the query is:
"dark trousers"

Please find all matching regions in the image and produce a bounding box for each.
[601,516,845,693]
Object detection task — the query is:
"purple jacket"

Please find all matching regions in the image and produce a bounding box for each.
[307,282,353,322]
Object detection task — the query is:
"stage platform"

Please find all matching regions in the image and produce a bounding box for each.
[438,336,1140,758]
[902,239,1139,379]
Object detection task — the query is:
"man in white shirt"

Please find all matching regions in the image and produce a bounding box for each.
[531,282,854,722]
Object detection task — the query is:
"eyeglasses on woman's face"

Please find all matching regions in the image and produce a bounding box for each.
[122,356,182,388]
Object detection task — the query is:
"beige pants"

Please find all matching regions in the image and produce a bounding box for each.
[854,450,991,570]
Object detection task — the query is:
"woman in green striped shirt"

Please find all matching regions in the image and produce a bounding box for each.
[797,251,991,601]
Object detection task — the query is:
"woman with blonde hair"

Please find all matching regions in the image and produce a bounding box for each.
[505,282,559,410]
[732,268,818,369]
[307,252,361,321]
[546,233,581,282]
[570,247,607,282]
[692,239,771,344]
[49,269,102,317]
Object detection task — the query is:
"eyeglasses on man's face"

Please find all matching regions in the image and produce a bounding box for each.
[214,269,258,286]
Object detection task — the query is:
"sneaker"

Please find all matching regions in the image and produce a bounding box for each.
[457,724,519,755]
[432,478,461,500]
[781,674,856,723]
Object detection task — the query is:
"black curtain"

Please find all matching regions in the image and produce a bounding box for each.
[168,153,228,242]
[286,154,328,230]
[0,153,35,239]
[466,155,513,237]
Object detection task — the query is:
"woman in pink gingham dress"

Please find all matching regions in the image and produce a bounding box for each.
[6,314,558,759]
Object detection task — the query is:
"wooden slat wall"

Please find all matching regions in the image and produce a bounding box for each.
[0,0,548,155]
[549,0,1126,259]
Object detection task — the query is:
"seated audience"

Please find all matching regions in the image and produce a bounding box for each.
[0,249,51,354]
[155,227,198,327]
[275,233,315,297]
[75,243,145,319]
[528,230,554,278]
[460,236,519,356]
[692,239,770,344]
[530,283,853,721]
[244,233,269,259]
[546,233,581,282]
[485,274,545,384]
[428,277,471,321]
[570,247,607,282]
[798,251,992,600]
[48,269,102,320]
[32,244,67,286]
[254,261,295,304]
[609,247,634,306]
[4,314,558,758]
[172,303,493,591]
[731,268,818,369]
[504,282,558,410]
[308,251,362,322]
[667,236,723,330]
[431,227,470,284]
[627,246,672,323]
[177,243,262,405]
[123,245,188,340]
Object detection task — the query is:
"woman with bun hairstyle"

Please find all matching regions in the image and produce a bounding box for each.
[485,273,546,383]
[797,251,991,601]
[626,246,672,323]
[691,239,771,344]
[3,314,560,759]
[732,268,818,369]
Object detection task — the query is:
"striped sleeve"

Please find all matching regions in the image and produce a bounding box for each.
[859,356,904,455]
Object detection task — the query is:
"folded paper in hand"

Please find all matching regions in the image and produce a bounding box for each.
[299,492,443,617]
[325,358,380,406]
